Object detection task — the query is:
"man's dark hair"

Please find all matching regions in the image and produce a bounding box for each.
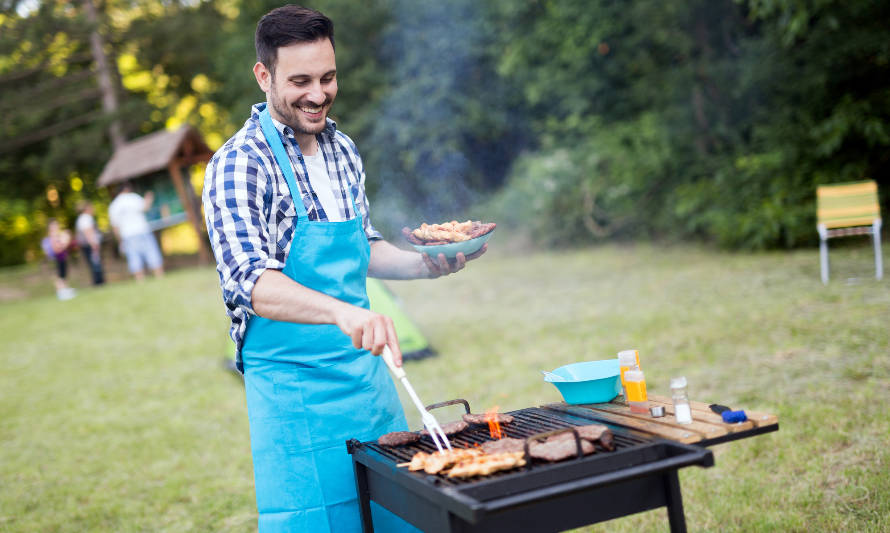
[255,5,335,74]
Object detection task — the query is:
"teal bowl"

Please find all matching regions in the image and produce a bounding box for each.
[543,359,622,404]
[411,231,494,260]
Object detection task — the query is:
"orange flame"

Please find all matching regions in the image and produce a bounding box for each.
[485,405,504,440]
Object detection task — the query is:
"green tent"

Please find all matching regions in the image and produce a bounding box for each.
[366,278,436,361]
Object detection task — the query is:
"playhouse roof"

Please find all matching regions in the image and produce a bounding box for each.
[97,125,213,187]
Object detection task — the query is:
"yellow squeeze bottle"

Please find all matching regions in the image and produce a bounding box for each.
[624,366,649,414]
[618,350,641,401]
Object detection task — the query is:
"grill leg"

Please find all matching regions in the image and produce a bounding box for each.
[353,461,375,533]
[664,471,687,533]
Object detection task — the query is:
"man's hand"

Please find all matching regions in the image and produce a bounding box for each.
[423,244,488,279]
[335,306,403,366]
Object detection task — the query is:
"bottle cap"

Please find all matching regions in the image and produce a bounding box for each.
[618,350,638,367]
[649,405,665,417]
[670,376,687,389]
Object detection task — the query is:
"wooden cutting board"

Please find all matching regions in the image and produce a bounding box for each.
[545,396,778,444]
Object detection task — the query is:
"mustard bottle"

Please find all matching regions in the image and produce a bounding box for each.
[618,349,641,402]
[624,366,649,414]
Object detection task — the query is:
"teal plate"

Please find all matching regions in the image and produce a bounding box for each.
[411,230,494,260]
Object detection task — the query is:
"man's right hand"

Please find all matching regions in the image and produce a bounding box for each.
[335,306,402,366]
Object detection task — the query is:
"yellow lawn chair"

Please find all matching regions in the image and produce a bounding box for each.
[816,180,883,284]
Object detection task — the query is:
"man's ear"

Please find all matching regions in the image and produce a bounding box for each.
[253,62,271,93]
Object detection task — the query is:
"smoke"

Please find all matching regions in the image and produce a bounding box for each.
[360,0,525,239]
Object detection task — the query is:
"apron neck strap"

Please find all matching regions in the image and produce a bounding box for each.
[259,106,309,219]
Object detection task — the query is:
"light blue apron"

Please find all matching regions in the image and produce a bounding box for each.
[242,107,417,532]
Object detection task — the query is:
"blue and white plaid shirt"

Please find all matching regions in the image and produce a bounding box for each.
[203,103,382,366]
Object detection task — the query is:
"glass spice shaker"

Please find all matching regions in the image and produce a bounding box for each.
[670,376,693,424]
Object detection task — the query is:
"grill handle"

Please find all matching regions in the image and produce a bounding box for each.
[424,398,472,415]
[523,427,585,467]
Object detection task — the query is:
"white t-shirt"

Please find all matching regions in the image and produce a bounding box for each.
[108,192,151,239]
[303,152,344,222]
[75,213,100,246]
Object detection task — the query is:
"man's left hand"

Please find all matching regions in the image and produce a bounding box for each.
[423,244,488,279]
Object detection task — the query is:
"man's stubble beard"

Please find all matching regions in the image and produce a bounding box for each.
[269,82,331,137]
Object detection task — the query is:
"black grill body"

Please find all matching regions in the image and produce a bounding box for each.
[348,406,714,533]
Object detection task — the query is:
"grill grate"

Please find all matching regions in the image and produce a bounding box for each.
[364,406,652,487]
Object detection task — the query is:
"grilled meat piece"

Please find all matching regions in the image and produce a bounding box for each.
[447,452,526,478]
[529,437,595,462]
[467,222,497,239]
[377,431,421,447]
[577,424,615,451]
[462,412,515,426]
[406,452,430,471]
[421,420,468,437]
[550,424,615,451]
[481,438,525,455]
[402,448,483,474]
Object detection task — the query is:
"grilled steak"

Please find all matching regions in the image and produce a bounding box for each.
[462,412,515,426]
[529,437,595,462]
[547,425,615,451]
[421,420,468,437]
[378,431,421,447]
[481,438,525,455]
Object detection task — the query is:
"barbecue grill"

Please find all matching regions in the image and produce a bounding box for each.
[348,402,715,533]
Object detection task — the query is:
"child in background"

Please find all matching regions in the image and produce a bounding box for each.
[42,219,76,300]
[75,201,105,286]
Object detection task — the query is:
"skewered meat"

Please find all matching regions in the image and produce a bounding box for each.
[406,452,429,471]
[402,448,484,474]
[377,431,421,447]
[462,412,515,426]
[481,438,525,455]
[420,420,468,437]
[447,452,527,478]
[529,436,595,462]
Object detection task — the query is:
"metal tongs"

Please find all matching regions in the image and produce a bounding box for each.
[381,346,452,452]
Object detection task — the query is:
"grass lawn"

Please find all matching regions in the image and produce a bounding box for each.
[1,242,888,532]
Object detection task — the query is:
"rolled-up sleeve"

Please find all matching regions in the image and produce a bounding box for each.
[203,146,285,317]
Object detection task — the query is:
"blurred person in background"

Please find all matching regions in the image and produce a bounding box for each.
[108,182,164,281]
[203,5,485,532]
[75,201,105,286]
[42,219,76,300]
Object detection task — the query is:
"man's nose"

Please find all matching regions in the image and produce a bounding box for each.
[307,82,325,103]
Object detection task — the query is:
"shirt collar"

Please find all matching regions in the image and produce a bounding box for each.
[251,102,338,141]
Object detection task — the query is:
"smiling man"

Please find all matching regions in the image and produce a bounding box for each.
[202,5,485,532]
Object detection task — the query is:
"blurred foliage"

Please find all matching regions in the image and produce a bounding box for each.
[1,0,889,265]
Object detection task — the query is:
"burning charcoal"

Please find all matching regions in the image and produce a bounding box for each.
[421,420,468,437]
[463,413,515,426]
[481,438,525,455]
[378,431,421,447]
